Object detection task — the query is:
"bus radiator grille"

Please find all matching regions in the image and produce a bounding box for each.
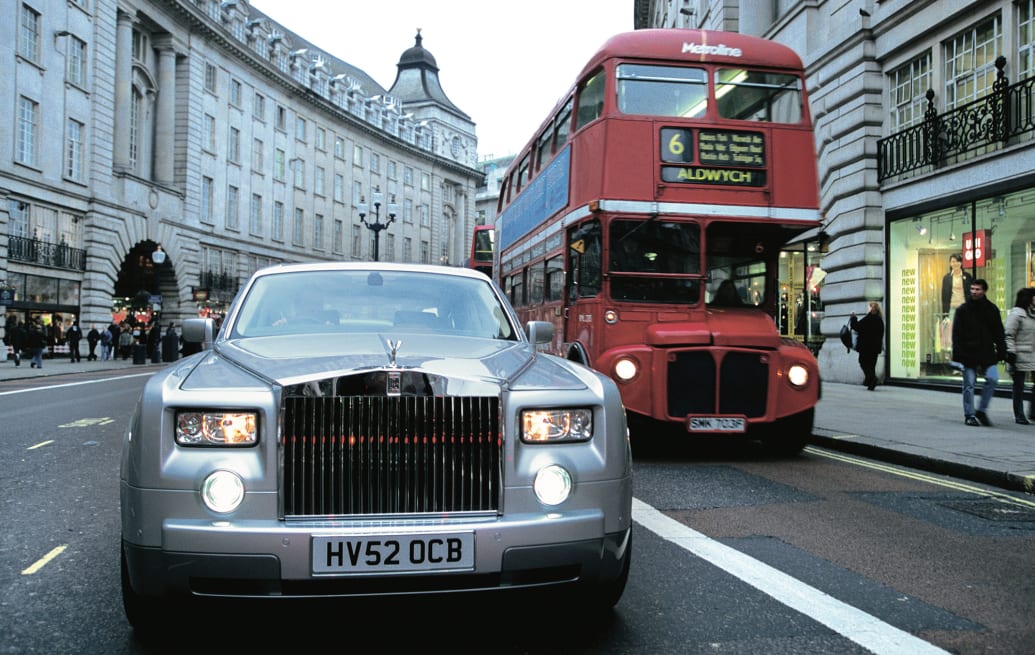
[667,351,768,419]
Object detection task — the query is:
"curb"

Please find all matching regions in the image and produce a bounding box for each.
[810,430,1035,495]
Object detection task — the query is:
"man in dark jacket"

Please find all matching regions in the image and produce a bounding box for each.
[8,321,26,366]
[86,325,100,361]
[952,279,1007,426]
[66,321,83,363]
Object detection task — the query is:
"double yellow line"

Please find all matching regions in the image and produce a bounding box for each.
[805,445,1035,510]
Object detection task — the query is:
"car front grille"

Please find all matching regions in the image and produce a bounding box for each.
[281,395,501,517]
[666,350,769,418]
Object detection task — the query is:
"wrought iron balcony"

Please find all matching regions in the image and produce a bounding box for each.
[199,269,238,293]
[878,56,1035,182]
[8,235,87,271]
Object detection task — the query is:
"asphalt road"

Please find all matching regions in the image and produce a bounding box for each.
[2,371,1033,654]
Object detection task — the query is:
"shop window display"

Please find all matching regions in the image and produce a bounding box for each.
[888,191,1030,383]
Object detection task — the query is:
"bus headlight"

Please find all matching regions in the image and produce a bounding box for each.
[201,470,245,513]
[614,357,639,382]
[534,465,572,505]
[787,364,809,387]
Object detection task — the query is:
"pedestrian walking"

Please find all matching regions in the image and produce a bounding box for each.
[27,322,46,369]
[148,322,162,363]
[118,327,133,360]
[86,325,100,361]
[952,278,1007,426]
[100,325,113,361]
[7,320,26,366]
[850,302,885,391]
[1004,287,1035,424]
[66,321,83,363]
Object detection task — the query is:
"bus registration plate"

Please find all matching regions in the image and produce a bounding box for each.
[687,416,746,433]
[312,533,474,574]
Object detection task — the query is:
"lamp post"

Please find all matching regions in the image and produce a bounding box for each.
[359,187,397,262]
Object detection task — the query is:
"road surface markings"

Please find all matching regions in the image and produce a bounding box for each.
[632,497,950,655]
[806,446,1035,510]
[27,440,54,450]
[0,372,154,397]
[22,545,68,575]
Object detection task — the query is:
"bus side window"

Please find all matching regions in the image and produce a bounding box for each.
[536,128,552,172]
[575,71,606,131]
[516,155,531,191]
[529,263,544,305]
[554,99,573,148]
[545,256,564,301]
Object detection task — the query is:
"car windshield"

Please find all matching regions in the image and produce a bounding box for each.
[231,269,517,340]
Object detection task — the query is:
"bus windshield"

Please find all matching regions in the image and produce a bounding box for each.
[715,69,803,123]
[616,64,708,118]
[608,219,701,303]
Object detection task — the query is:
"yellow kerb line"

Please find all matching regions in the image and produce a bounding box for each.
[21,545,68,575]
[805,446,1035,510]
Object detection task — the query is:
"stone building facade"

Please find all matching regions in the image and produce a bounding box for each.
[2,0,481,342]
[639,0,1035,387]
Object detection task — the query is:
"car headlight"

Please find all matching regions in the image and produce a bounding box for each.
[787,364,809,388]
[521,408,593,443]
[201,470,245,513]
[533,465,572,505]
[176,411,258,446]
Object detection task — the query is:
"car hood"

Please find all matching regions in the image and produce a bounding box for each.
[180,333,588,391]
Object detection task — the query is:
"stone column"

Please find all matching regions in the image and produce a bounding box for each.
[153,39,177,185]
[113,11,134,170]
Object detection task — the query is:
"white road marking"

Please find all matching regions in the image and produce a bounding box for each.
[632,497,950,655]
[0,372,153,397]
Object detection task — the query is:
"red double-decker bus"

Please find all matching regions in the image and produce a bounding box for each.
[494,29,821,454]
[467,224,494,277]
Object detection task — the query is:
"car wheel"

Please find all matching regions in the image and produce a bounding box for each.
[121,546,166,637]
[761,407,813,456]
[591,530,632,611]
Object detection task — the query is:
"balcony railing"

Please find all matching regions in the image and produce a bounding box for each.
[878,56,1035,182]
[199,269,238,293]
[8,235,87,271]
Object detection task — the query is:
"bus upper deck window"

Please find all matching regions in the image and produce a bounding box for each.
[575,71,607,131]
[715,69,803,123]
[616,64,707,118]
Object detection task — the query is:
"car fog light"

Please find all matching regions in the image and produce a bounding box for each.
[534,465,572,506]
[614,357,638,382]
[788,364,809,387]
[201,470,245,513]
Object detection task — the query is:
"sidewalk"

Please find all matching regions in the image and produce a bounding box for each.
[813,382,1035,495]
[4,355,1034,495]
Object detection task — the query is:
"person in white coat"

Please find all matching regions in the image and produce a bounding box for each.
[1003,287,1035,424]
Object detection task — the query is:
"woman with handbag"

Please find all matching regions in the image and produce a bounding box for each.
[850,302,885,391]
[1003,287,1035,424]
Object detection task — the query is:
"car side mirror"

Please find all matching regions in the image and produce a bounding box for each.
[525,320,554,345]
[182,318,215,350]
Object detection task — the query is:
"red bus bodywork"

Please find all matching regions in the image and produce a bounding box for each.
[468,224,494,277]
[495,30,822,453]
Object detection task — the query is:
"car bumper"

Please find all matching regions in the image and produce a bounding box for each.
[123,520,631,599]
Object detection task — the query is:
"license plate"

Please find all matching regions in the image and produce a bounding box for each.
[312,533,475,574]
[687,416,746,433]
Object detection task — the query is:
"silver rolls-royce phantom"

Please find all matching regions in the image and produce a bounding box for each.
[120,262,632,633]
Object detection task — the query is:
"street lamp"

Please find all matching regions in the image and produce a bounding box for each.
[359,186,397,262]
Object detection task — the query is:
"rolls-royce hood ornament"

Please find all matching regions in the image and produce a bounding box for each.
[386,338,402,368]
